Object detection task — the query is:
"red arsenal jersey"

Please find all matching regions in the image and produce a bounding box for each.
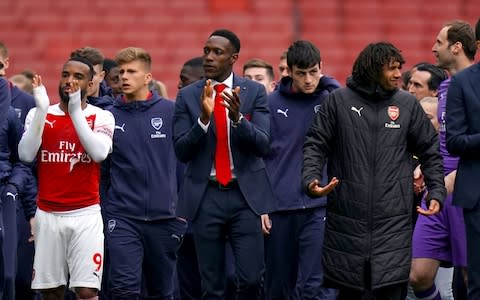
[24,103,114,211]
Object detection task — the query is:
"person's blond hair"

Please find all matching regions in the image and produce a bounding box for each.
[115,47,151,71]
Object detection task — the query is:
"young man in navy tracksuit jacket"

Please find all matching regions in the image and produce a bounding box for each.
[103,47,186,300]
[0,105,36,300]
[9,81,38,300]
[0,44,38,299]
[263,40,339,300]
[0,78,37,300]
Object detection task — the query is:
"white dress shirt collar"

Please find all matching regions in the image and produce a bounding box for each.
[210,73,234,90]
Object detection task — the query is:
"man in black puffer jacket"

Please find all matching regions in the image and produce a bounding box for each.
[302,42,446,300]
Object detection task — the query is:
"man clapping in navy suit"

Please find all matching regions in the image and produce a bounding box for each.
[173,29,273,300]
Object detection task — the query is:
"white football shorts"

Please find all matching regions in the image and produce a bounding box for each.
[31,205,104,290]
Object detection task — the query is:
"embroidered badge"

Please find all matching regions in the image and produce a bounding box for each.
[150,117,166,139]
[151,117,163,130]
[388,106,399,121]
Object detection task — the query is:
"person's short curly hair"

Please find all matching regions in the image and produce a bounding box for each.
[352,42,405,86]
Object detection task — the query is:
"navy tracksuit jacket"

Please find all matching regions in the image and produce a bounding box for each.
[1,107,36,300]
[263,75,340,300]
[103,92,186,299]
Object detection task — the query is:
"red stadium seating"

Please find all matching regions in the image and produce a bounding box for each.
[1,0,478,98]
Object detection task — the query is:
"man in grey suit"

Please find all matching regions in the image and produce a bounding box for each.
[446,17,480,299]
[173,29,273,300]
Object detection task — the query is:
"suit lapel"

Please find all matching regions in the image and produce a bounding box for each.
[233,74,248,111]
[233,74,245,97]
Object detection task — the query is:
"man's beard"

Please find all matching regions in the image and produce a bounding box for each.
[58,85,85,103]
[59,87,70,103]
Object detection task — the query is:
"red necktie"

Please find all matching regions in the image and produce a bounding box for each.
[213,84,232,186]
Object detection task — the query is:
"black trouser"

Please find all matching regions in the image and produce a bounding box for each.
[176,232,202,300]
[264,208,336,300]
[463,206,480,299]
[193,184,264,300]
[337,283,407,300]
[2,193,17,300]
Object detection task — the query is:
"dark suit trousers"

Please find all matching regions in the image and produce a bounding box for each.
[264,207,336,300]
[193,184,264,300]
[2,195,17,300]
[177,232,202,300]
[463,207,480,299]
[337,282,407,300]
[177,230,236,300]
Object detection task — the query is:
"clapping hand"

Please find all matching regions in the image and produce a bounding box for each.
[200,79,215,125]
[220,86,241,123]
[32,75,50,112]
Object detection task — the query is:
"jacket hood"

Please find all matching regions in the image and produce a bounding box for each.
[10,85,29,101]
[99,80,113,97]
[113,91,164,111]
[10,85,21,101]
[278,75,341,99]
[346,76,398,101]
[88,95,114,109]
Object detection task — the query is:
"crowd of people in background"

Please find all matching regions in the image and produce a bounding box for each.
[0,17,479,300]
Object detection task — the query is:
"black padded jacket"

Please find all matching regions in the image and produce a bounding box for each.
[302,78,446,290]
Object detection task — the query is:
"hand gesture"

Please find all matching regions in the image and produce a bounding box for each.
[444,170,457,195]
[417,199,441,216]
[200,79,214,124]
[221,86,241,122]
[32,74,43,89]
[28,217,35,242]
[67,80,82,114]
[307,177,339,197]
[32,75,50,112]
[261,214,272,235]
[413,165,425,195]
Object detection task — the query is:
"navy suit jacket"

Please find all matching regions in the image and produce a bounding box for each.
[173,74,274,220]
[446,63,480,209]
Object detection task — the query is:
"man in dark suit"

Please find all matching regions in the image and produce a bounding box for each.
[173,29,273,300]
[446,18,480,299]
